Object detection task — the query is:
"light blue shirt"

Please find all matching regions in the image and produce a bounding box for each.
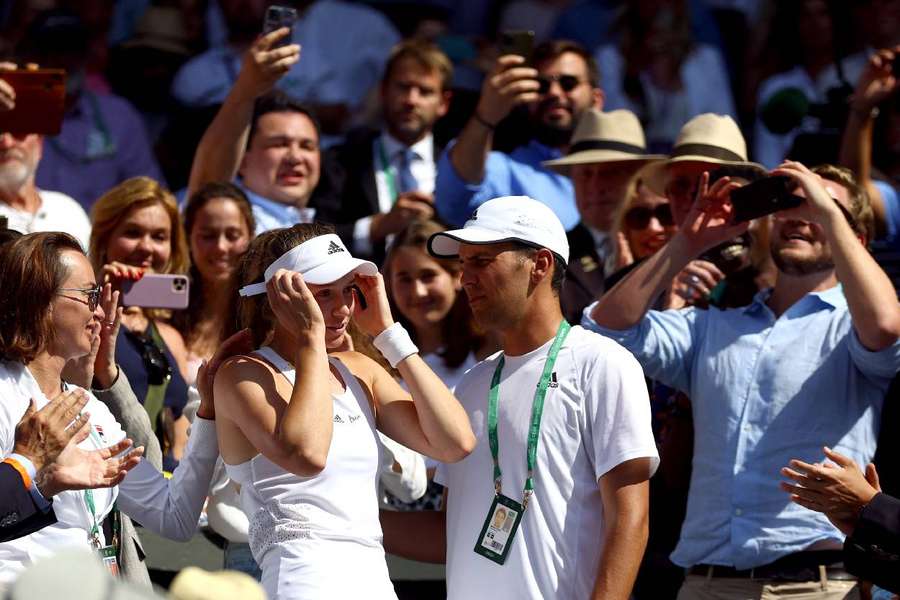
[435,140,579,230]
[240,185,315,236]
[582,286,900,569]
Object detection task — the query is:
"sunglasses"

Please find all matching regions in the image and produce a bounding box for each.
[57,284,102,311]
[624,204,675,229]
[138,335,172,386]
[536,74,583,94]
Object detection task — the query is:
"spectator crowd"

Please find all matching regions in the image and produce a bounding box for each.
[0,1,899,599]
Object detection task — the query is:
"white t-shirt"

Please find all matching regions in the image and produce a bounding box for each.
[435,325,658,600]
[0,190,92,251]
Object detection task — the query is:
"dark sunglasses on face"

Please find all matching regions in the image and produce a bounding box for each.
[536,74,583,94]
[624,204,675,229]
[57,284,102,311]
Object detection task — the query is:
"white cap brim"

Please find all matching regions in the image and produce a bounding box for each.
[303,256,378,285]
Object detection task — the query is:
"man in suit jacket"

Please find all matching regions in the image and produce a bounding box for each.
[783,447,900,594]
[542,109,664,323]
[319,40,452,263]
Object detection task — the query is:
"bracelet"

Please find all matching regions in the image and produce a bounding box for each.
[472,111,497,130]
[372,323,419,368]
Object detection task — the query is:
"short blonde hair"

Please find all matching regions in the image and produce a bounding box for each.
[89,176,189,276]
[812,164,874,244]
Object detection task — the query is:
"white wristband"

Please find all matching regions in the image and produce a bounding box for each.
[372,323,418,368]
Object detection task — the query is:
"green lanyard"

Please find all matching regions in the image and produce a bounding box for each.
[83,421,107,548]
[376,137,400,204]
[488,320,571,509]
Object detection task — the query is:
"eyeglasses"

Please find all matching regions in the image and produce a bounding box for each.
[624,204,675,229]
[138,335,172,386]
[536,74,584,94]
[57,284,102,311]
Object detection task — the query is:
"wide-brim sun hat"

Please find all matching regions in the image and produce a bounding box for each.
[239,233,378,297]
[640,113,766,196]
[542,108,666,174]
[428,196,570,265]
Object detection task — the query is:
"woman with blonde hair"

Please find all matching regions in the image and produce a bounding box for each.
[89,176,191,472]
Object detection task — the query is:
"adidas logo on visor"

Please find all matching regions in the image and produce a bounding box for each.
[327,241,344,255]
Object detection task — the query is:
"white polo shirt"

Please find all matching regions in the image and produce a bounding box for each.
[0,190,91,251]
[436,325,658,599]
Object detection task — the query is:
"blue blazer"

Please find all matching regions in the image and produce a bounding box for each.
[0,462,56,542]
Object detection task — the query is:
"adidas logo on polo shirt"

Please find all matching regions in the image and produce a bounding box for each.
[327,241,344,255]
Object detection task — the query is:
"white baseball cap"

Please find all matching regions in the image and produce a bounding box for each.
[239,233,378,297]
[428,196,569,264]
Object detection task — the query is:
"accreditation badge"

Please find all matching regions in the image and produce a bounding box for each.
[98,545,119,577]
[473,494,524,565]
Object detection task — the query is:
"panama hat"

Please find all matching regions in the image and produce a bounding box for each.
[543,109,666,174]
[641,113,765,195]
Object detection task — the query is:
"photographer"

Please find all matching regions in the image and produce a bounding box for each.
[584,161,900,598]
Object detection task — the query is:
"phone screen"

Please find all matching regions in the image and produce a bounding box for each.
[499,31,535,62]
[0,69,66,135]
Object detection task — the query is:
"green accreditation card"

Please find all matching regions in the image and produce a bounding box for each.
[98,545,119,577]
[473,494,524,565]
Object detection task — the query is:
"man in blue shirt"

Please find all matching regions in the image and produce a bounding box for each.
[583,160,900,598]
[435,40,604,230]
[187,27,325,235]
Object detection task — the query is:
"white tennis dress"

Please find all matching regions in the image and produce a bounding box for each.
[225,347,398,600]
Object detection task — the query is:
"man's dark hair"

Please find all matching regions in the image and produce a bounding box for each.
[248,90,322,147]
[531,40,600,88]
[514,244,567,294]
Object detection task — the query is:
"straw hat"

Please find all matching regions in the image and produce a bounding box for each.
[543,109,666,174]
[641,113,765,195]
[168,566,267,600]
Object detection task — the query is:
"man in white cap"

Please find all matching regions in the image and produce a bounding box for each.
[543,108,664,322]
[584,161,900,598]
[382,195,658,600]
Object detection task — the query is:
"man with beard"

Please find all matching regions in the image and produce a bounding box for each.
[0,66,90,249]
[583,161,900,599]
[382,195,658,600]
[317,40,452,262]
[435,41,603,230]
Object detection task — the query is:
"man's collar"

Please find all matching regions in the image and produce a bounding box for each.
[526,139,564,160]
[744,284,845,314]
[238,183,304,219]
[381,130,434,162]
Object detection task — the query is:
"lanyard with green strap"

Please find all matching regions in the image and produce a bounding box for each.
[475,320,571,564]
[488,319,571,508]
[376,137,400,204]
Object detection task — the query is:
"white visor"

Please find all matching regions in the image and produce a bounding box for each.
[238,234,378,297]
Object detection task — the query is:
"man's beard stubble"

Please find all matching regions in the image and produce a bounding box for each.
[770,242,835,276]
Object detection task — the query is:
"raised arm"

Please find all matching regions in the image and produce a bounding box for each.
[186,28,300,197]
[448,55,539,184]
[838,46,899,237]
[772,161,900,350]
[590,175,747,329]
[592,458,653,600]
[350,274,475,463]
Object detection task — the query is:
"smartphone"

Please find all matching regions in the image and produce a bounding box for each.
[499,30,535,62]
[263,5,299,48]
[0,69,65,135]
[893,54,900,77]
[121,274,190,309]
[730,176,803,223]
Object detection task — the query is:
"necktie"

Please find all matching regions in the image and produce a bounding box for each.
[396,148,419,195]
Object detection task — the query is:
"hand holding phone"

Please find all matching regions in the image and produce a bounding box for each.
[729,176,803,223]
[263,5,299,49]
[498,30,535,62]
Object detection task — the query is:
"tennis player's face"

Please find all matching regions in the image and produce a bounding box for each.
[458,243,533,331]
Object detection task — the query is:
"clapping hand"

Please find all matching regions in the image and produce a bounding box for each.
[35,437,144,498]
[13,389,91,471]
[780,447,881,535]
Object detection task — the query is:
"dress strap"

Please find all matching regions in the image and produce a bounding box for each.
[255,346,296,383]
